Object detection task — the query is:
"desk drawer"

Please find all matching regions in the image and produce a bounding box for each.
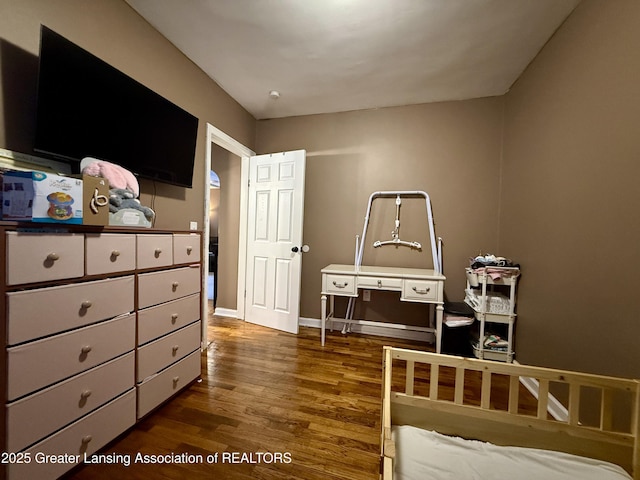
[402,279,439,302]
[324,274,356,295]
[357,276,402,290]
[6,232,84,285]
[7,313,135,401]
[85,233,136,275]
[6,352,134,452]
[137,350,200,419]
[6,275,134,345]
[137,322,200,382]
[8,389,136,480]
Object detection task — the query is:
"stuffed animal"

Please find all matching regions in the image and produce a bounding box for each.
[81,157,140,198]
[109,188,155,221]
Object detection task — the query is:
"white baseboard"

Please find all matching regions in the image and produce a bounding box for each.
[212,307,238,318]
[299,317,434,343]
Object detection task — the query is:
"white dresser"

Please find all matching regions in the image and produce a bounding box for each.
[1,227,202,480]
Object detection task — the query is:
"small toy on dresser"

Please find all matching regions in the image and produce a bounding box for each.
[81,157,155,227]
[108,188,155,221]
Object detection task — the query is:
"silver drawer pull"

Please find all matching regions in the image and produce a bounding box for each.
[154,248,163,256]
[412,286,431,294]
[378,280,382,288]
[111,250,121,257]
[172,281,180,290]
[171,313,179,322]
[46,252,60,261]
[332,281,349,288]
[80,390,92,399]
[81,345,92,354]
[172,345,180,354]
[81,435,93,444]
[81,300,92,309]
[172,376,180,384]
[186,246,193,254]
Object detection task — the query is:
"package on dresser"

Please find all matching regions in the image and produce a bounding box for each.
[2,170,83,224]
[77,174,109,225]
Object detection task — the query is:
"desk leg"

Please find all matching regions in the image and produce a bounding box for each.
[329,295,335,332]
[435,303,444,354]
[321,294,327,346]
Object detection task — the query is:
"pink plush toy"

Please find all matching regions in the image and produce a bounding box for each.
[81,157,139,198]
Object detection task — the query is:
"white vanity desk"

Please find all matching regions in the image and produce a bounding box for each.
[320,264,446,352]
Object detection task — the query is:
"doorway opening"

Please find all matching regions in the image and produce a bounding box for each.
[201,123,255,348]
[208,170,220,308]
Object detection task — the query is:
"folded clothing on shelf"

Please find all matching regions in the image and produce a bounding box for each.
[471,333,510,352]
[469,254,519,270]
[444,301,475,327]
[444,314,475,328]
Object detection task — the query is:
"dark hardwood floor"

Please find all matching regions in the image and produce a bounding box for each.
[65,313,538,479]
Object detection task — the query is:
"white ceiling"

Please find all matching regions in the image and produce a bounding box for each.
[125,0,581,120]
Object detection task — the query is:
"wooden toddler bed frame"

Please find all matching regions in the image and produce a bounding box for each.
[381,347,640,479]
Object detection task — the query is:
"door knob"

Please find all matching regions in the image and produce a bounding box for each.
[292,245,310,253]
[291,246,299,253]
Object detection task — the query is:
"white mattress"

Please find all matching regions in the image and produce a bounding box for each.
[392,425,632,480]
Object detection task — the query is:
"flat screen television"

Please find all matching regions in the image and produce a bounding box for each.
[34,26,199,188]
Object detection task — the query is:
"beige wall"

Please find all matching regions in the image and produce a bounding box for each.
[501,0,640,377]
[0,0,256,232]
[257,1,640,379]
[257,98,505,324]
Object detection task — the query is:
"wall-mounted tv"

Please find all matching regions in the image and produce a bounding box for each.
[34,26,199,188]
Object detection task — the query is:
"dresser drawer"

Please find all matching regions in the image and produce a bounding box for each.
[173,233,201,264]
[7,313,135,401]
[7,389,136,480]
[402,279,439,302]
[138,265,201,308]
[85,233,136,275]
[138,293,200,345]
[323,274,357,296]
[137,322,200,382]
[6,352,134,452]
[6,276,134,345]
[357,275,403,290]
[137,350,200,419]
[136,234,173,269]
[6,232,84,285]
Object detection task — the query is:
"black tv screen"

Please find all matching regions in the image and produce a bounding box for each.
[34,26,199,188]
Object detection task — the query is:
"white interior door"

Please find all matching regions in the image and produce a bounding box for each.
[245,150,306,333]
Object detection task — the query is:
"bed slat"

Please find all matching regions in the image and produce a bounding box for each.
[632,382,640,479]
[537,379,549,420]
[568,383,581,426]
[508,375,519,414]
[481,370,491,410]
[454,367,465,405]
[429,364,439,400]
[601,388,613,431]
[405,360,415,396]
